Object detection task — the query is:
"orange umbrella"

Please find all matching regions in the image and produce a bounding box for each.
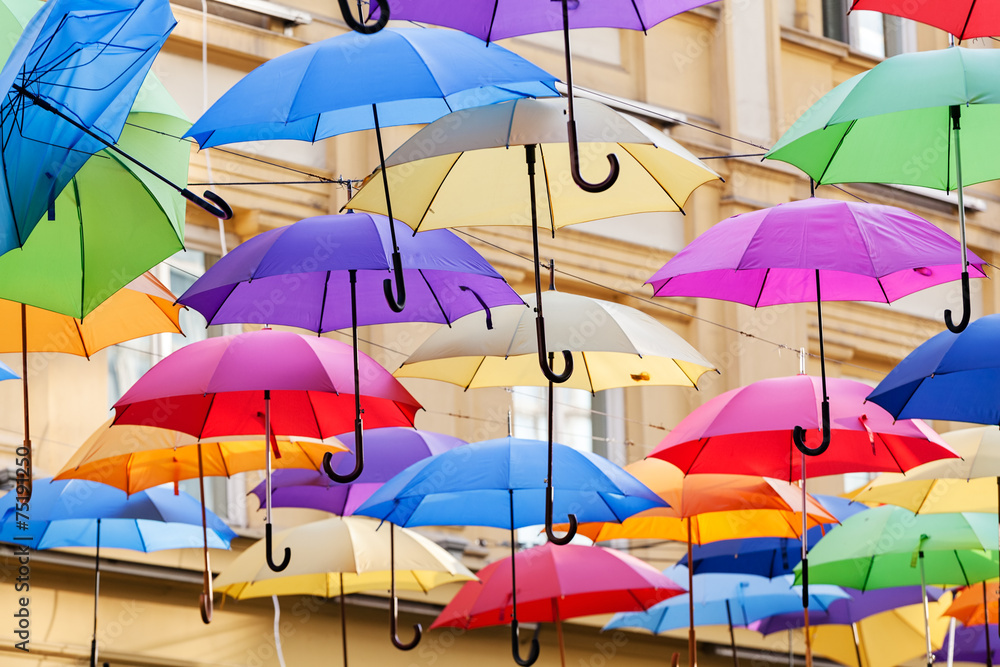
[569,458,837,667]
[1,272,182,503]
[944,581,1000,627]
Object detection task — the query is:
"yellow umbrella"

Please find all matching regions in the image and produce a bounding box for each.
[811,597,953,667]
[854,426,1000,513]
[215,516,477,666]
[54,420,349,494]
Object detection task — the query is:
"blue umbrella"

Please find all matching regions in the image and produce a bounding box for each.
[0,0,228,255]
[605,568,849,667]
[186,26,558,314]
[679,495,866,578]
[0,359,18,381]
[354,435,665,663]
[0,478,236,664]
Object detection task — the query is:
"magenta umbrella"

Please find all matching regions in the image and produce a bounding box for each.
[647,197,986,456]
[112,328,421,576]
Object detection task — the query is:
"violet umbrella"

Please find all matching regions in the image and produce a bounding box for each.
[370,0,717,193]
[248,428,466,516]
[178,212,521,483]
[111,328,421,616]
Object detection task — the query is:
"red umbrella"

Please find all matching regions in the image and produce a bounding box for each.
[112,327,421,611]
[432,543,684,667]
[849,1,1000,41]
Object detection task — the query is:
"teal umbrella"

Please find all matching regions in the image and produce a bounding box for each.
[765,47,1000,333]
[795,505,998,667]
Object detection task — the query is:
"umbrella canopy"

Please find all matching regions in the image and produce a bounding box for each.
[934,624,1000,666]
[605,570,848,634]
[431,542,684,629]
[648,374,955,481]
[0,0,174,256]
[395,289,716,392]
[177,212,522,331]
[54,420,348,494]
[646,197,987,306]
[573,459,838,544]
[853,427,1000,514]
[111,328,421,440]
[943,582,1000,627]
[849,1,999,43]
[797,505,998,590]
[0,271,181,357]
[867,314,1000,425]
[214,516,475,599]
[354,436,665,529]
[348,97,719,233]
[186,27,558,147]
[0,359,17,381]
[247,428,467,517]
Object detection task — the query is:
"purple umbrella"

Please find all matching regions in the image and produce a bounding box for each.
[371,0,716,194]
[248,428,466,516]
[935,624,1000,666]
[179,213,522,483]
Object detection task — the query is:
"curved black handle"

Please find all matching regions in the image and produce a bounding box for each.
[511,620,541,667]
[793,398,831,457]
[535,316,573,383]
[181,188,233,220]
[945,270,971,333]
[323,420,364,483]
[459,285,494,330]
[390,599,422,651]
[383,250,406,313]
[567,119,619,193]
[338,0,389,34]
[265,522,291,572]
[544,486,577,545]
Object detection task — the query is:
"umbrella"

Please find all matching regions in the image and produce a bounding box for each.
[0,359,17,381]
[186,26,558,315]
[796,505,999,667]
[765,47,1000,333]
[355,435,665,665]
[247,428,467,517]
[848,1,999,41]
[369,0,717,194]
[5,270,183,504]
[110,328,421,610]
[605,570,849,667]
[935,624,1000,666]
[214,515,476,667]
[431,542,685,667]
[177,212,521,482]
[348,96,719,385]
[0,478,236,667]
[945,582,1000,627]
[0,0,227,247]
[646,196,986,456]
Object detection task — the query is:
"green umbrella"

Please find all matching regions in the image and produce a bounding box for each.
[765,47,1000,333]
[795,505,999,667]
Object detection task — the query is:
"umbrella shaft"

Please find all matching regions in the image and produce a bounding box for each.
[951,106,968,270]
[919,552,932,667]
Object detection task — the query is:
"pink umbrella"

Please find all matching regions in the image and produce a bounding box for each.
[112,328,421,580]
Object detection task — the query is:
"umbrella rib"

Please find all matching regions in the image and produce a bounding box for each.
[753,268,770,309]
[954,549,972,585]
[72,316,88,359]
[878,433,907,474]
[197,392,217,441]
[419,269,450,325]
[316,270,331,333]
[74,177,86,312]
[815,120,856,186]
[218,443,232,479]
[619,143,684,213]
[414,153,463,233]
[581,353,596,394]
[538,146,557,233]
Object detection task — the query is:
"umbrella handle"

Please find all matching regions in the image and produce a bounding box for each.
[511,620,541,667]
[265,523,291,572]
[793,399,831,457]
[389,598,422,651]
[536,316,573,383]
[944,271,971,333]
[338,0,389,34]
[323,421,365,483]
[181,188,234,220]
[459,286,494,330]
[545,488,577,545]
[383,251,407,313]
[567,119,620,193]
[199,581,213,624]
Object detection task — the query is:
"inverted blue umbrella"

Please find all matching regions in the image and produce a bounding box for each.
[0,0,229,256]
[355,435,665,664]
[605,568,849,667]
[178,213,523,483]
[0,478,236,665]
[186,26,558,315]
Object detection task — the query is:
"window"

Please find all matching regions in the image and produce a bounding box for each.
[823,1,915,59]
